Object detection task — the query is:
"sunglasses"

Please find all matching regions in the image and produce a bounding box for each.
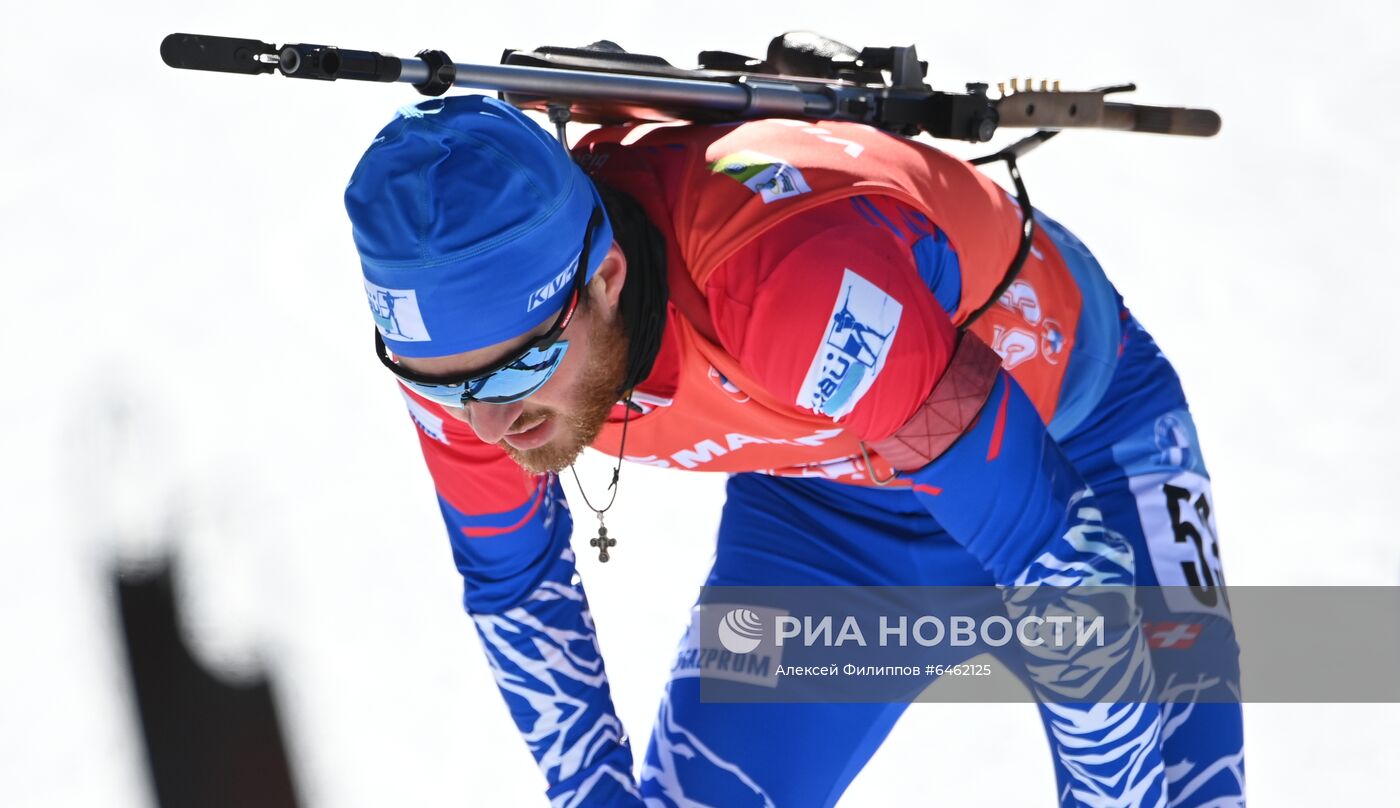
[376,206,601,407]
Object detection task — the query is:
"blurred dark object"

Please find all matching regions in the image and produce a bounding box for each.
[117,563,300,808]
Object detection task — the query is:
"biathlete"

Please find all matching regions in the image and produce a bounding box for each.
[344,95,1244,807]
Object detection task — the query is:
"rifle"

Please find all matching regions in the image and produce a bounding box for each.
[160,30,1221,322]
[161,31,1219,143]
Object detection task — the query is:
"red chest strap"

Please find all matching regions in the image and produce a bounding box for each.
[868,331,1003,471]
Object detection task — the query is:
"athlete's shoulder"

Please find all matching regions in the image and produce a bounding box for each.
[705,195,959,440]
[706,196,952,350]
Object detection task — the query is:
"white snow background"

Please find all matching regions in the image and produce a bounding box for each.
[2,1,1397,805]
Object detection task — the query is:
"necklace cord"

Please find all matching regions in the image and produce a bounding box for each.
[568,393,633,517]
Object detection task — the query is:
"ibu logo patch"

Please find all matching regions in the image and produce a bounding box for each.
[365,280,431,343]
[710,149,811,204]
[797,269,902,419]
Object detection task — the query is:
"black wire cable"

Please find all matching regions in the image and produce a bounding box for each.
[964,129,1058,324]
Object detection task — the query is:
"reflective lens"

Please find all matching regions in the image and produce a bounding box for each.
[398,341,570,407]
[375,205,599,407]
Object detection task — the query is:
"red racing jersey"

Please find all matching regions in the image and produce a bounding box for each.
[403,119,1111,523]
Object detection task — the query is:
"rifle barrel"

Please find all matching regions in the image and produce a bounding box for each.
[397,58,836,118]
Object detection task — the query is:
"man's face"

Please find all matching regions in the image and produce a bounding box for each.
[396,252,629,475]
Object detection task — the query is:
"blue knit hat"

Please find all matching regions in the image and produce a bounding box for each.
[345,94,613,358]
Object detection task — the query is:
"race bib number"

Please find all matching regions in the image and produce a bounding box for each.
[1131,470,1231,619]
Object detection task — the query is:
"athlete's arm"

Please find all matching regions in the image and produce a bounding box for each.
[399,387,643,806]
